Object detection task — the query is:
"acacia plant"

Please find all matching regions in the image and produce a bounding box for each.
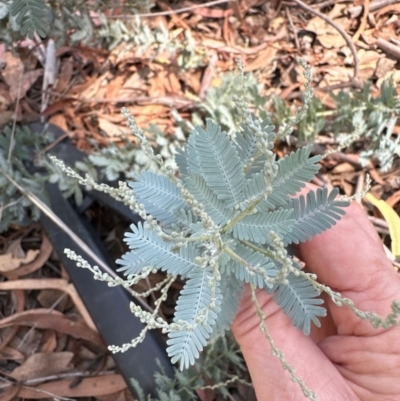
[54,61,400,400]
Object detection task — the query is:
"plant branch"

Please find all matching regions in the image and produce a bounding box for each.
[107,0,236,19]
[348,0,398,18]
[352,0,370,43]
[298,270,400,329]
[250,284,316,400]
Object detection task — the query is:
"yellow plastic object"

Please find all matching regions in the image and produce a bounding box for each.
[365,193,400,258]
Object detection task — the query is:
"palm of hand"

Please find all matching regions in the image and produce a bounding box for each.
[232,203,400,401]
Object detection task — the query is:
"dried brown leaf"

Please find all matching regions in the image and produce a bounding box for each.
[306,17,348,49]
[10,235,52,278]
[55,56,74,92]
[49,113,69,132]
[41,99,73,117]
[98,118,126,137]
[375,57,397,79]
[13,70,43,101]
[0,250,40,273]
[106,75,125,99]
[0,309,103,346]
[0,290,25,353]
[10,352,74,381]
[0,278,97,331]
[6,238,26,258]
[0,110,15,127]
[17,374,127,399]
[0,385,21,401]
[37,289,68,311]
[40,330,58,353]
[1,52,24,87]
[386,190,400,208]
[0,346,25,361]
[97,390,127,401]
[244,46,277,72]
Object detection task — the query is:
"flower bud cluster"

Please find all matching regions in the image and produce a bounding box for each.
[122,107,164,167]
[276,59,314,141]
[268,231,297,284]
[65,248,154,287]
[109,275,174,353]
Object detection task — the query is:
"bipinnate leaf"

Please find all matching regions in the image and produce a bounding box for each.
[116,251,148,276]
[167,268,222,370]
[174,147,189,179]
[124,223,198,277]
[193,120,245,207]
[110,64,357,376]
[222,244,277,288]
[272,272,326,335]
[130,171,186,224]
[283,187,349,245]
[186,129,203,176]
[184,175,231,225]
[231,209,295,244]
[235,115,273,177]
[131,171,185,212]
[266,145,321,207]
[213,274,244,335]
[10,0,50,38]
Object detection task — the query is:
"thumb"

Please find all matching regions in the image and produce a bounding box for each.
[231,283,353,400]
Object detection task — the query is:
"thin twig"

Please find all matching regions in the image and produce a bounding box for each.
[43,131,69,153]
[7,71,23,161]
[376,38,400,60]
[17,293,68,351]
[368,215,389,229]
[348,0,398,18]
[0,169,153,313]
[285,7,300,50]
[0,370,116,390]
[250,285,316,400]
[312,0,350,9]
[352,0,370,43]
[354,172,365,204]
[107,0,235,19]
[21,386,75,401]
[45,91,194,108]
[289,0,359,81]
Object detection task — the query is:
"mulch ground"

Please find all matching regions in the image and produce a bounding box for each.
[1,1,399,400]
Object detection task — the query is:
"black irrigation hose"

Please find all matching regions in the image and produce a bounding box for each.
[30,123,177,398]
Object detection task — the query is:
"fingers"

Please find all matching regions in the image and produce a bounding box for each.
[232,285,355,400]
[298,201,400,336]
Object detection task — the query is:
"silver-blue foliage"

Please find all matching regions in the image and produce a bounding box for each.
[119,110,350,370]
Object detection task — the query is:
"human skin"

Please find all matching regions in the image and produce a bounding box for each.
[231,202,400,401]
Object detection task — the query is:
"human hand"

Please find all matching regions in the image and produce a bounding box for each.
[231,202,400,400]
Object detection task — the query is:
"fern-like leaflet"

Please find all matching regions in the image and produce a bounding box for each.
[10,0,50,38]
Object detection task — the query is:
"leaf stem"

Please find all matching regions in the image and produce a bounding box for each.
[250,284,316,400]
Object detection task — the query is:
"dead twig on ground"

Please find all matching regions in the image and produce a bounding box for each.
[352,0,370,43]
[107,0,236,19]
[376,38,400,60]
[7,68,23,162]
[349,0,398,18]
[285,7,300,50]
[0,370,116,390]
[289,0,360,86]
[312,0,349,8]
[44,92,194,108]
